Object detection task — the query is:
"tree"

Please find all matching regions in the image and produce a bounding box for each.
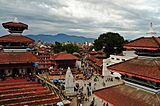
[51,42,80,53]
[52,41,63,53]
[94,32,124,57]
[62,44,79,53]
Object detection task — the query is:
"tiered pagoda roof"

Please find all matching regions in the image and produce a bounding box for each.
[108,57,160,83]
[2,20,28,33]
[94,84,160,106]
[2,21,28,29]
[0,34,34,43]
[124,36,160,50]
[0,52,38,64]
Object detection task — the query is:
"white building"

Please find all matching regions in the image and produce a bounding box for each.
[102,51,137,77]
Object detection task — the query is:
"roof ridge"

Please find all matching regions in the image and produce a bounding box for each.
[152,36,160,47]
[155,94,160,105]
[153,59,160,71]
[93,83,124,92]
[123,37,144,46]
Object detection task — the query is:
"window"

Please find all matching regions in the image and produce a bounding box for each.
[122,59,125,62]
[111,57,114,60]
[111,72,113,74]
[116,58,120,60]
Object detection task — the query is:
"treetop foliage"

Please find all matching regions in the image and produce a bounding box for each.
[93,32,125,57]
[52,42,79,53]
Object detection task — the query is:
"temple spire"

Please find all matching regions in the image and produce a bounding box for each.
[13,17,19,23]
[146,22,157,36]
[150,22,152,28]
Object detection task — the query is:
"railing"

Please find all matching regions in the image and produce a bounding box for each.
[35,74,65,100]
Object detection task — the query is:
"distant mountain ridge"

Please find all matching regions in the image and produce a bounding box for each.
[26,33,95,43]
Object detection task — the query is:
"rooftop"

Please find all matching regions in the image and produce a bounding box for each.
[0,79,61,105]
[94,84,160,106]
[124,36,160,50]
[2,21,28,30]
[86,54,103,67]
[0,52,38,64]
[0,34,34,43]
[108,57,160,82]
[52,53,79,61]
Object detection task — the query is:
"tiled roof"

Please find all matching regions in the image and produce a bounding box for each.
[2,22,28,29]
[89,51,98,55]
[0,34,34,43]
[52,53,79,60]
[124,37,160,50]
[87,55,97,62]
[0,52,38,64]
[86,55,103,67]
[0,79,61,105]
[94,84,160,106]
[108,57,160,82]
[96,59,103,67]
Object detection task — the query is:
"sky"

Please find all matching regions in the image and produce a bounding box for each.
[0,0,160,39]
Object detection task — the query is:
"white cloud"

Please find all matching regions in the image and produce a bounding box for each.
[0,0,160,39]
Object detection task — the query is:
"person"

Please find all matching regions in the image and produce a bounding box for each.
[94,77,97,82]
[103,103,106,106]
[90,100,94,106]
[102,81,105,86]
[94,83,96,90]
[106,103,109,106]
[87,86,90,97]
[84,94,88,101]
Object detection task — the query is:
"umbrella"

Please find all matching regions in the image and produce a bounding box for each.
[53,78,60,83]
[57,102,64,106]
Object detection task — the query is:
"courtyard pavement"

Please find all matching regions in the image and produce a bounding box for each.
[70,75,123,106]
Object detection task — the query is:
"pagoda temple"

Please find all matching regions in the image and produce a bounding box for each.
[0,19,38,80]
[93,23,160,106]
[108,23,160,89]
[49,52,81,75]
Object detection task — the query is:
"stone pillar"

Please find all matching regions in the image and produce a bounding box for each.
[65,67,75,94]
[19,69,22,74]
[5,69,9,76]
[8,69,12,76]
[102,59,110,76]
